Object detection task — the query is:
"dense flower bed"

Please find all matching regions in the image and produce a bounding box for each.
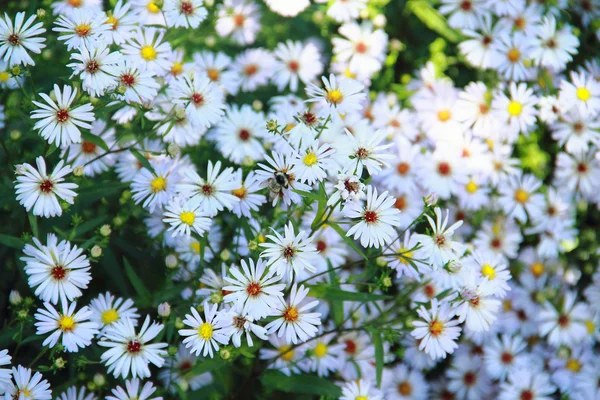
[1,0,600,399]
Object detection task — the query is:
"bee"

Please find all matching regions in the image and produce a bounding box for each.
[267,171,290,201]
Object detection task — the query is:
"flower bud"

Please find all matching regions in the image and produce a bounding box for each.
[100,224,112,237]
[390,39,404,52]
[10,130,21,141]
[113,216,123,227]
[9,290,22,305]
[241,156,254,167]
[158,302,171,317]
[11,65,21,76]
[178,379,189,392]
[167,142,180,157]
[117,85,127,94]
[220,249,231,261]
[205,35,216,47]
[248,240,258,251]
[73,165,85,176]
[93,373,106,387]
[36,9,47,20]
[168,345,178,356]
[175,317,184,329]
[14,164,26,175]
[266,119,278,132]
[382,277,392,288]
[373,14,386,28]
[165,254,178,269]
[204,0,214,6]
[87,382,97,392]
[252,100,263,111]
[220,348,231,360]
[424,192,439,207]
[376,257,387,267]
[17,309,28,320]
[174,107,186,120]
[91,245,102,258]
[54,357,66,369]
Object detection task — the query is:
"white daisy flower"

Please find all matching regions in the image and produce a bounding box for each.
[499,368,556,400]
[491,82,538,141]
[164,0,207,28]
[341,128,394,177]
[162,196,211,238]
[344,186,402,248]
[53,10,109,51]
[551,107,600,154]
[168,72,225,129]
[414,207,465,269]
[306,73,366,118]
[193,51,239,94]
[51,0,102,17]
[230,48,276,93]
[531,16,579,71]
[538,291,589,346]
[211,105,267,164]
[383,363,429,400]
[559,71,600,115]
[14,157,78,218]
[177,160,240,216]
[217,305,268,348]
[179,303,229,358]
[34,301,99,352]
[263,0,310,16]
[63,119,117,177]
[229,170,267,218]
[411,299,462,360]
[265,284,321,344]
[332,21,388,77]
[306,332,345,377]
[340,379,383,400]
[492,33,535,82]
[30,84,95,147]
[222,258,286,320]
[259,221,318,279]
[327,173,366,206]
[255,152,311,208]
[21,233,91,305]
[115,61,160,104]
[497,172,545,223]
[56,386,96,400]
[122,28,172,73]
[454,274,501,332]
[215,0,261,45]
[0,12,46,67]
[483,334,528,381]
[315,0,367,23]
[0,350,12,392]
[104,0,138,45]
[106,379,161,400]
[291,140,336,185]
[99,316,168,379]
[89,292,140,331]
[131,158,181,213]
[273,40,323,92]
[4,366,51,400]
[68,43,121,97]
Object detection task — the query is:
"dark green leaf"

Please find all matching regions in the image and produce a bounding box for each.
[327,221,368,261]
[0,234,25,249]
[184,357,228,379]
[406,0,462,43]
[372,330,384,387]
[123,257,152,306]
[310,284,392,302]
[130,148,156,175]
[261,371,342,397]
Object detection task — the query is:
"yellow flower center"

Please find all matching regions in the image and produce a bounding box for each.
[207,68,220,81]
[68,0,82,6]
[180,211,196,226]
[171,62,183,76]
[437,109,451,122]
[314,342,328,358]
[151,176,167,192]
[326,89,343,105]
[257,234,265,243]
[397,247,412,264]
[514,188,529,204]
[585,320,595,334]
[74,23,92,37]
[530,262,544,277]
[356,396,368,400]
[106,15,119,29]
[279,345,294,362]
[429,320,444,336]
[507,48,520,62]
[566,359,581,372]
[190,241,201,254]
[576,87,591,101]
[344,68,356,79]
[101,309,119,325]
[198,322,213,339]
[303,152,318,166]
[398,381,412,396]
[147,1,161,13]
[283,306,299,322]
[232,187,247,199]
[141,45,157,61]
[0,71,9,82]
[465,180,478,194]
[507,101,522,116]
[481,263,496,280]
[59,315,75,331]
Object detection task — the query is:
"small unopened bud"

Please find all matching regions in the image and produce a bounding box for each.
[113,216,123,227]
[205,35,216,47]
[382,276,392,288]
[36,8,47,20]
[241,156,254,167]
[93,373,106,387]
[248,240,258,251]
[99,224,111,237]
[209,291,223,304]
[376,257,387,267]
[266,119,278,132]
[10,130,21,141]
[9,290,22,305]
[168,345,178,356]
[165,254,178,269]
[390,39,404,52]
[424,192,439,207]
[17,309,28,320]
[175,317,184,329]
[312,10,324,24]
[158,302,171,317]
[220,249,231,261]
[204,0,214,5]
[167,142,180,157]
[220,348,231,360]
[86,382,97,392]
[252,100,263,111]
[42,49,52,60]
[11,65,21,76]
[54,357,66,369]
[178,379,189,392]
[373,14,386,28]
[359,8,369,18]
[174,107,186,120]
[91,245,102,258]
[73,165,84,176]
[117,85,127,95]
[14,164,26,175]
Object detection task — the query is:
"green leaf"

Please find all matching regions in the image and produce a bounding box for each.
[406,0,462,43]
[45,143,58,157]
[81,131,110,151]
[309,284,392,302]
[28,214,39,237]
[100,249,130,296]
[372,330,384,387]
[70,215,106,239]
[123,257,152,306]
[327,221,367,261]
[0,234,25,249]
[184,357,228,379]
[261,371,342,397]
[130,148,156,175]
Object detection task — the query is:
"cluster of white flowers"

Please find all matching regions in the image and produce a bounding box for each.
[2,0,600,398]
